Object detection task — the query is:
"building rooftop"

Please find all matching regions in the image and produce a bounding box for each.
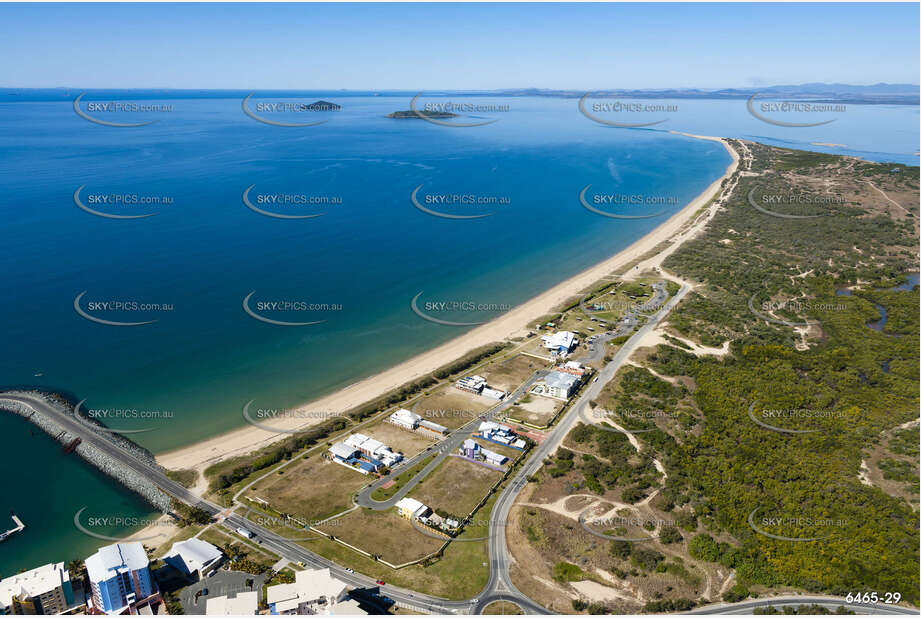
[267,568,347,612]
[205,591,258,615]
[541,330,576,349]
[343,433,370,449]
[544,371,579,390]
[395,497,426,514]
[329,443,358,460]
[390,408,421,423]
[0,562,69,607]
[329,598,369,615]
[85,542,149,583]
[164,538,221,575]
[419,420,447,433]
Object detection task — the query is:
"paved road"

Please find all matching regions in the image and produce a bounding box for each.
[472,283,692,614]
[355,370,547,510]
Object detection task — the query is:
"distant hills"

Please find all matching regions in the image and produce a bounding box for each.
[2,83,917,105]
[496,83,919,105]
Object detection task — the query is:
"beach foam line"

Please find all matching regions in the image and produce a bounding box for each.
[157,133,739,474]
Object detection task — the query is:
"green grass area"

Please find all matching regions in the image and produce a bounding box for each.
[164,468,199,488]
[551,561,584,582]
[300,491,500,599]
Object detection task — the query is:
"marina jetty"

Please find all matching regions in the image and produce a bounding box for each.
[0,513,25,542]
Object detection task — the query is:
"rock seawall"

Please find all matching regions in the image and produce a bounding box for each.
[0,390,170,512]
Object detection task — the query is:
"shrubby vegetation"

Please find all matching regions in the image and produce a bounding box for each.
[630,143,921,603]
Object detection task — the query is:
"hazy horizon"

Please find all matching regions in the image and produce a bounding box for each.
[1,3,917,90]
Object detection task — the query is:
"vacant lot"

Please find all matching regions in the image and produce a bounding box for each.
[246,455,367,522]
[484,353,546,391]
[409,456,503,519]
[314,508,444,565]
[413,385,492,430]
[507,394,563,427]
[363,421,436,458]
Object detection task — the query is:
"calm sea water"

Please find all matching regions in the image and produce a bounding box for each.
[0,92,915,571]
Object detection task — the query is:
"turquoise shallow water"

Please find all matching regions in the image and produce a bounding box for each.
[0,92,915,572]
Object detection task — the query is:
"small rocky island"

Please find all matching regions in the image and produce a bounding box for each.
[387,109,459,119]
[299,100,341,111]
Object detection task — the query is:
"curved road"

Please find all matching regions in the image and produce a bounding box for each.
[355,370,548,510]
[472,283,691,613]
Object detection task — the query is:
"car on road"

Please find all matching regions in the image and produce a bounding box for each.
[296,561,305,567]
[376,579,386,586]
[344,568,354,573]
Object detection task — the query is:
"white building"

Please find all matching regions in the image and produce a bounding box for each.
[478,421,525,448]
[455,375,487,394]
[164,538,222,578]
[0,562,73,615]
[541,331,577,354]
[395,497,431,520]
[266,568,349,615]
[532,370,580,400]
[85,542,158,615]
[388,408,421,430]
[329,598,368,615]
[480,448,508,466]
[205,591,258,615]
[480,387,506,400]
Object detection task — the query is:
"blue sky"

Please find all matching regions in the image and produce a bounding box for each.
[0,3,917,89]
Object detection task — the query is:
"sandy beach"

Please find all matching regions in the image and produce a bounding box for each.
[157,133,739,476]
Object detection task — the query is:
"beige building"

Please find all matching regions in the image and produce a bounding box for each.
[0,562,74,615]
